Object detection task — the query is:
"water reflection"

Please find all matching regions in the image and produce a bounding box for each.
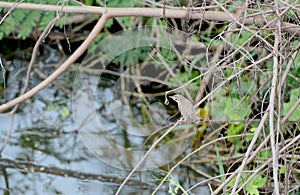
[0,25,210,194]
[0,72,150,194]
[73,71,191,171]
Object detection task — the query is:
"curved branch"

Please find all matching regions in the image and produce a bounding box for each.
[0,14,109,112]
[0,1,300,112]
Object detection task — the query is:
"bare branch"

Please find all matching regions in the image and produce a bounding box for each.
[0,14,109,112]
[0,2,299,35]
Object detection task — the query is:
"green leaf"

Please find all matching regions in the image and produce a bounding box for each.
[253,175,267,188]
[228,173,266,195]
[231,79,257,97]
[280,166,286,174]
[282,88,300,120]
[227,123,244,143]
[169,72,190,84]
[259,150,271,160]
[246,174,267,195]
[112,47,150,66]
[40,12,56,30]
[46,103,59,111]
[105,18,114,28]
[118,17,135,28]
[0,0,66,40]
[84,0,94,5]
[229,30,253,46]
[209,89,250,121]
[59,106,70,118]
[0,16,17,37]
[107,0,142,7]
[18,10,42,39]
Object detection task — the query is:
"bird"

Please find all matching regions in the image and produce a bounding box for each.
[170,94,201,122]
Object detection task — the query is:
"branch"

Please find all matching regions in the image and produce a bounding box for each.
[0,1,300,112]
[212,107,270,194]
[0,13,109,112]
[0,158,145,186]
[115,120,181,194]
[0,1,299,34]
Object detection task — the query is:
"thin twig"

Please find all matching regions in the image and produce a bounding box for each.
[212,107,270,194]
[0,0,23,25]
[235,133,300,194]
[22,13,62,95]
[194,53,273,109]
[0,58,6,99]
[0,13,62,153]
[152,133,255,194]
[115,120,181,194]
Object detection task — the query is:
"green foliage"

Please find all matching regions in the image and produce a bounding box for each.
[286,52,300,89]
[228,173,267,195]
[18,10,42,39]
[229,29,253,46]
[46,98,71,118]
[278,0,300,21]
[106,0,143,7]
[105,18,114,28]
[99,30,154,66]
[0,9,29,39]
[230,78,257,97]
[153,48,178,68]
[207,89,253,150]
[113,47,151,66]
[104,0,144,28]
[56,14,69,29]
[168,70,200,96]
[169,72,191,84]
[84,0,95,5]
[167,174,188,195]
[282,88,300,120]
[245,174,267,195]
[121,17,137,28]
[0,0,80,40]
[39,12,56,30]
[258,150,271,160]
[208,89,250,121]
[280,157,298,174]
[227,123,244,142]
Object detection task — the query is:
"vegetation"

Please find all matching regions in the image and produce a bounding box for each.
[0,0,299,194]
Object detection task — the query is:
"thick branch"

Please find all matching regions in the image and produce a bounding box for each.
[0,1,299,35]
[0,14,109,112]
[0,1,299,112]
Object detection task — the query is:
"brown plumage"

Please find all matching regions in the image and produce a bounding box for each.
[170,94,201,122]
